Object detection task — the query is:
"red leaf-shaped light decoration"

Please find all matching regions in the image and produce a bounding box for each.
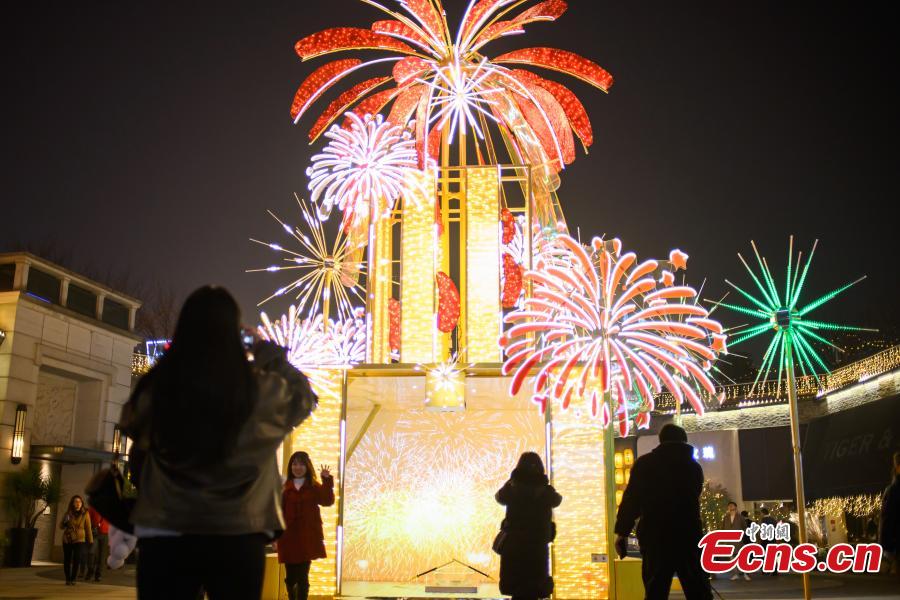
[291,58,362,121]
[436,271,461,333]
[508,69,593,148]
[295,27,416,61]
[501,207,516,245]
[393,56,431,85]
[389,297,401,353]
[309,76,392,141]
[494,47,614,91]
[372,20,434,53]
[502,253,524,308]
[471,0,568,50]
[342,87,399,128]
[403,0,445,46]
[512,85,575,167]
[460,0,509,44]
[388,84,425,126]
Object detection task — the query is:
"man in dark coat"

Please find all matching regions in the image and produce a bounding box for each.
[880,450,900,582]
[614,424,712,600]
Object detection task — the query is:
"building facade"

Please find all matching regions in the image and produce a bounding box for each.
[0,253,141,561]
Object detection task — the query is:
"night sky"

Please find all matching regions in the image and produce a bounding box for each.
[4,1,898,355]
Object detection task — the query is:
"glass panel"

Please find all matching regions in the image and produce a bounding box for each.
[66,284,97,318]
[0,263,15,291]
[102,299,129,329]
[25,268,60,304]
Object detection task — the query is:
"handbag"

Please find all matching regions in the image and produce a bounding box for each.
[85,461,136,534]
[491,529,508,555]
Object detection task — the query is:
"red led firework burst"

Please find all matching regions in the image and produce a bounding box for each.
[500,234,727,435]
[290,0,613,170]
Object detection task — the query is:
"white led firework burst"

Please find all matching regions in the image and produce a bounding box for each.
[426,57,503,140]
[500,234,728,435]
[258,305,366,369]
[248,196,365,319]
[306,112,417,231]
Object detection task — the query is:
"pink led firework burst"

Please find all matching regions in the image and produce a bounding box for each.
[500,234,728,435]
[290,0,613,170]
[306,112,417,234]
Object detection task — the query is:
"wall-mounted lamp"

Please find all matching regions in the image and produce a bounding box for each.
[0,329,6,347]
[112,425,122,454]
[11,404,26,464]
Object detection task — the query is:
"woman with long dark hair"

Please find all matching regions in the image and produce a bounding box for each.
[120,286,317,600]
[60,495,92,586]
[276,451,335,600]
[496,452,561,600]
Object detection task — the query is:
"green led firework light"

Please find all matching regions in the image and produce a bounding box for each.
[715,237,874,395]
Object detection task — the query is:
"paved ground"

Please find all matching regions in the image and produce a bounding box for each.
[0,565,896,599]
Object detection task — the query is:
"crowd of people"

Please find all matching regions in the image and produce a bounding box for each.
[54,286,897,599]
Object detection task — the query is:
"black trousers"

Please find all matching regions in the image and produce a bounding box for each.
[640,543,712,600]
[137,534,267,600]
[62,542,84,582]
[284,562,311,600]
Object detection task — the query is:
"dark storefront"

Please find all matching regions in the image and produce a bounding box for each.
[802,395,899,499]
[739,395,899,501]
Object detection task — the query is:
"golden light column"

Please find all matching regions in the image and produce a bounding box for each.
[550,401,610,599]
[366,196,394,364]
[464,166,502,363]
[399,169,439,363]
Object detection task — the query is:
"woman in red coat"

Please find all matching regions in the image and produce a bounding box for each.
[278,451,334,600]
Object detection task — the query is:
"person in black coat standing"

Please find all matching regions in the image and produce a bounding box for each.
[614,424,712,600]
[496,452,562,600]
[879,450,900,581]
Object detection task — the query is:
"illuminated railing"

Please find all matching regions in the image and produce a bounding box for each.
[654,344,900,414]
[132,353,151,376]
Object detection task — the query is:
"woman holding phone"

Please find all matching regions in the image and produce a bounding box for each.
[277,451,335,600]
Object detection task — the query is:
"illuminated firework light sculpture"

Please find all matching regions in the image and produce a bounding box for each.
[501,233,726,597]
[715,237,873,600]
[287,2,619,596]
[248,195,366,322]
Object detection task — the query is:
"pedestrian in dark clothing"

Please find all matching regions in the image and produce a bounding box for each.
[879,450,900,581]
[120,286,318,600]
[277,451,335,600]
[496,452,562,600]
[60,495,93,586]
[614,424,712,600]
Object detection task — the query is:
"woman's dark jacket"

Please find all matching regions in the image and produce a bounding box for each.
[496,468,562,597]
[496,469,562,542]
[120,343,317,536]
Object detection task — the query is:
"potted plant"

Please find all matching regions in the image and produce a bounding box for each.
[3,464,61,567]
